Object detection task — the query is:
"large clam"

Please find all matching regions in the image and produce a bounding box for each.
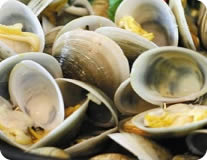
[115,0,178,47]
[0,0,45,53]
[130,46,207,105]
[53,29,130,98]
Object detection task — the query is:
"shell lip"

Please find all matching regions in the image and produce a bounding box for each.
[130,46,207,105]
[131,105,207,137]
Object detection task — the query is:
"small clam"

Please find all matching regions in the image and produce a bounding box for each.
[132,103,207,137]
[29,147,70,159]
[114,78,157,116]
[96,27,157,61]
[53,30,129,98]
[56,15,116,40]
[115,0,178,47]
[186,129,207,156]
[0,0,45,53]
[108,132,172,160]
[131,46,207,105]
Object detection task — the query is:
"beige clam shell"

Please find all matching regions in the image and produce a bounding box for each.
[53,30,130,98]
[115,0,178,47]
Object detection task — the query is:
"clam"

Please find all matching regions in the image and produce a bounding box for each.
[56,15,116,40]
[132,103,207,137]
[186,129,207,156]
[29,147,70,159]
[169,0,198,50]
[53,30,130,98]
[114,78,157,116]
[0,41,17,61]
[130,46,207,105]
[172,155,200,160]
[55,78,118,157]
[115,0,178,47]
[96,27,157,61]
[108,132,172,160]
[0,0,45,53]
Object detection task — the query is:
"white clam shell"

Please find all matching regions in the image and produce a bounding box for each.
[132,104,207,137]
[0,0,45,52]
[169,0,196,50]
[109,132,172,160]
[114,78,157,115]
[115,0,178,47]
[56,15,116,40]
[0,52,62,99]
[131,47,207,105]
[9,60,64,130]
[96,27,157,61]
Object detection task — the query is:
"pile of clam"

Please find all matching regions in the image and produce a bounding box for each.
[1,0,207,159]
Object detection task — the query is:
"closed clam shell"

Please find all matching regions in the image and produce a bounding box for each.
[115,0,178,47]
[131,46,207,105]
[9,60,65,130]
[53,30,130,98]
[56,15,116,40]
[96,27,157,61]
[169,0,196,50]
[0,52,62,99]
[186,129,207,156]
[0,0,45,52]
[108,132,172,160]
[114,78,157,116]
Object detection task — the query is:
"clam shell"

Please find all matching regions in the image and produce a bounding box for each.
[56,78,118,127]
[56,78,118,157]
[115,0,178,47]
[114,78,157,116]
[186,129,207,156]
[56,15,116,40]
[132,104,207,137]
[0,52,62,99]
[131,47,207,105]
[108,132,172,160]
[169,0,196,50]
[53,30,129,98]
[0,0,45,52]
[96,27,157,61]
[44,26,63,55]
[9,60,64,130]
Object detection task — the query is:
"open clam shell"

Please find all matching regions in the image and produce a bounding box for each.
[186,129,207,156]
[56,78,118,157]
[96,27,157,61]
[115,0,178,47]
[108,132,172,160]
[114,78,157,116]
[131,46,207,105]
[0,0,45,52]
[9,60,64,131]
[56,15,116,40]
[53,30,130,98]
[132,104,207,137]
[0,52,62,99]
